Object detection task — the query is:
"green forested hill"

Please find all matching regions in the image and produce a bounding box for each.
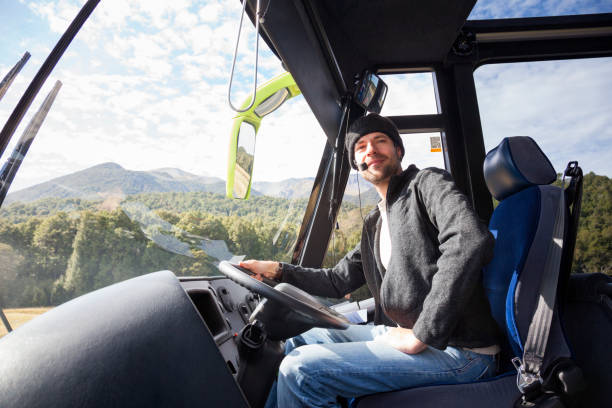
[0,191,333,307]
[0,172,609,308]
[125,192,312,222]
[572,172,611,274]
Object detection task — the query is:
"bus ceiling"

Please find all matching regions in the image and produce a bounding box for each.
[241,0,612,142]
[242,0,478,145]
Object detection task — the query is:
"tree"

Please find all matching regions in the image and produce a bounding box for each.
[31,212,77,281]
[571,172,611,274]
[224,216,263,256]
[155,209,180,225]
[176,212,229,242]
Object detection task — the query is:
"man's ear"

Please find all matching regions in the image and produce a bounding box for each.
[396,146,403,160]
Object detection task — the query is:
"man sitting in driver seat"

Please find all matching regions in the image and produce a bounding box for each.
[242,113,501,408]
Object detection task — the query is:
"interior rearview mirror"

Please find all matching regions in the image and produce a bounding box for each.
[353,71,387,114]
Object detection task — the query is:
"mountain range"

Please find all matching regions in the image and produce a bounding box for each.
[6,163,225,204]
[5,162,376,204]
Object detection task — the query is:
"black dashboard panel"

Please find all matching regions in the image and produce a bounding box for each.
[180,276,263,379]
[180,276,284,408]
[0,271,250,408]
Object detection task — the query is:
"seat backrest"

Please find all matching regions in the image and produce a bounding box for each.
[482,136,572,373]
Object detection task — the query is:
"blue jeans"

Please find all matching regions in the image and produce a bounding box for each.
[265,325,496,408]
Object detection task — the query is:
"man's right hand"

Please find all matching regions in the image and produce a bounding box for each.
[239,260,282,282]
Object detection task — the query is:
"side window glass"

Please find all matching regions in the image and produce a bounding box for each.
[475,57,612,275]
[379,73,438,116]
[399,132,445,170]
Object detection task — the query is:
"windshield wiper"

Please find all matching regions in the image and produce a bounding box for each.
[0,293,12,334]
[0,52,30,102]
[0,0,100,159]
[0,81,62,207]
[0,81,62,208]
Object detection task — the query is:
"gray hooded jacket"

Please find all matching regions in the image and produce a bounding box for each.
[280,165,500,350]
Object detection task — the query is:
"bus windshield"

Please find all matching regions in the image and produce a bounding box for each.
[0,1,325,330]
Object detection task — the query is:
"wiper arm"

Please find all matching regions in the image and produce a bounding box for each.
[0,295,12,334]
[0,52,30,102]
[0,81,62,208]
[0,0,100,158]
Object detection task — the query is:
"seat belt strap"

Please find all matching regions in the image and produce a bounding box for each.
[514,184,565,395]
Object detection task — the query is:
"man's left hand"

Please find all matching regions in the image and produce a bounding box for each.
[376,327,428,354]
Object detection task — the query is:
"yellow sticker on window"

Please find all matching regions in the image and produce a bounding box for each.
[430,136,441,152]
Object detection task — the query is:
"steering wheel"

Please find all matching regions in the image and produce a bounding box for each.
[218,261,350,330]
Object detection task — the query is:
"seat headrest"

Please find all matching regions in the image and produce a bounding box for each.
[483,136,557,201]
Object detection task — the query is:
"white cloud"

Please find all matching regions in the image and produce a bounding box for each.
[127,57,174,80]
[158,28,188,51]
[199,1,223,23]
[186,25,214,54]
[28,0,81,34]
[175,9,199,28]
[469,0,610,19]
[103,34,131,59]
[3,0,610,197]
[131,33,170,59]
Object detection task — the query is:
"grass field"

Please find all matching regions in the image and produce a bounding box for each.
[0,308,52,338]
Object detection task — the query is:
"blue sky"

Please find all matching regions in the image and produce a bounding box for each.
[0,0,610,192]
[470,0,611,19]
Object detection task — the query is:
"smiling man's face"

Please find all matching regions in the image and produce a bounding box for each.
[354,131,403,185]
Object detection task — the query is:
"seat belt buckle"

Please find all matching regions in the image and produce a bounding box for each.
[512,357,542,395]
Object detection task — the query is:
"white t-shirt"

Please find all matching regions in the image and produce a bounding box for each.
[377,199,392,269]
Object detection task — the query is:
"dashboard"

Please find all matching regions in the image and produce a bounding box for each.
[180,276,282,408]
[180,276,261,376]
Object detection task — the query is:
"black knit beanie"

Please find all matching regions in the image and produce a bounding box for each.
[345,113,404,170]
